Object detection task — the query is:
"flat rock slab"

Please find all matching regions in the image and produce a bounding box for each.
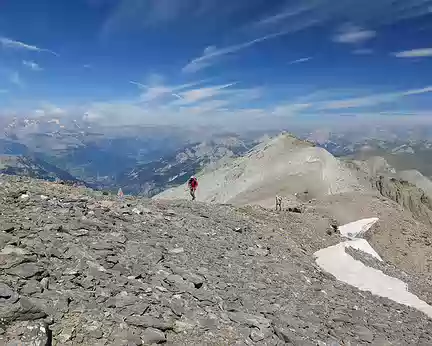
[6,263,44,279]
[142,327,166,344]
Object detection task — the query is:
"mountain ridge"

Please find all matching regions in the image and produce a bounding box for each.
[0,154,82,183]
[155,133,366,207]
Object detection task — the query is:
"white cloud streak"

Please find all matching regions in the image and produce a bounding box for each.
[22,83,432,133]
[174,83,236,105]
[256,5,312,26]
[182,0,426,73]
[182,31,287,73]
[288,57,312,65]
[0,37,58,56]
[256,0,432,31]
[22,60,43,71]
[81,76,268,128]
[333,24,376,44]
[319,86,432,110]
[393,48,432,58]
[130,79,208,102]
[401,86,432,96]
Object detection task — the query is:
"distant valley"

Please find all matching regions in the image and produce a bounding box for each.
[4,113,432,197]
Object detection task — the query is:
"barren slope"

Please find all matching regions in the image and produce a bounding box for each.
[155,134,365,207]
[2,175,432,345]
[306,192,432,293]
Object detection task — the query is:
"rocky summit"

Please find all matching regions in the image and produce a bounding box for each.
[1,175,432,345]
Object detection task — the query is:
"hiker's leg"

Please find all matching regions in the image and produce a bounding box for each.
[190,188,195,200]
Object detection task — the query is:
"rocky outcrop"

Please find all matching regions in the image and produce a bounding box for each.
[346,157,432,226]
[372,175,432,226]
[1,175,432,345]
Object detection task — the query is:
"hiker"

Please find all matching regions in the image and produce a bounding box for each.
[187,175,198,200]
[275,195,282,211]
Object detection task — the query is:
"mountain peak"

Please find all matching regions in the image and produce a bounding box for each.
[155,132,363,207]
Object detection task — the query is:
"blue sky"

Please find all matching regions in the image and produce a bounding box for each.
[1,0,432,128]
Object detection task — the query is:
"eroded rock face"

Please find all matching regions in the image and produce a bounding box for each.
[0,175,431,345]
[373,175,432,226]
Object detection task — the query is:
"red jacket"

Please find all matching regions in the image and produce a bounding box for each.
[189,178,198,189]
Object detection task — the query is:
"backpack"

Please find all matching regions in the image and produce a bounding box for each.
[189,177,197,188]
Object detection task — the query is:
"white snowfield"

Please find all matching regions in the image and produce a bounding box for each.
[315,218,432,318]
[155,134,364,207]
[338,218,379,239]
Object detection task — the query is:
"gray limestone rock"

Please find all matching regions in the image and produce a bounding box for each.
[126,316,172,331]
[3,321,50,346]
[0,175,431,346]
[1,223,15,233]
[6,263,44,279]
[142,327,166,344]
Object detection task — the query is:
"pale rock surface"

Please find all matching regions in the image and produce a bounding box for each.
[155,134,365,207]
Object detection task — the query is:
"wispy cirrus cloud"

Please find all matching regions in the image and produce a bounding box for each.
[22,60,43,71]
[182,31,286,73]
[392,48,432,58]
[183,0,431,74]
[288,57,312,65]
[254,0,432,33]
[174,83,237,105]
[332,24,376,44]
[0,37,58,56]
[130,81,183,101]
[255,5,312,27]
[130,78,208,102]
[319,86,432,110]
[25,82,432,133]
[124,74,266,123]
[130,75,259,111]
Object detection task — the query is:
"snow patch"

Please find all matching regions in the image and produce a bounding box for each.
[315,217,432,318]
[338,217,378,238]
[345,239,382,261]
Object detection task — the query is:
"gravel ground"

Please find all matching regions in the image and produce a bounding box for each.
[1,175,432,345]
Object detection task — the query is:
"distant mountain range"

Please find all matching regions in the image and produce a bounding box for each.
[115,136,260,196]
[0,154,80,183]
[5,112,432,198]
[0,114,266,194]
